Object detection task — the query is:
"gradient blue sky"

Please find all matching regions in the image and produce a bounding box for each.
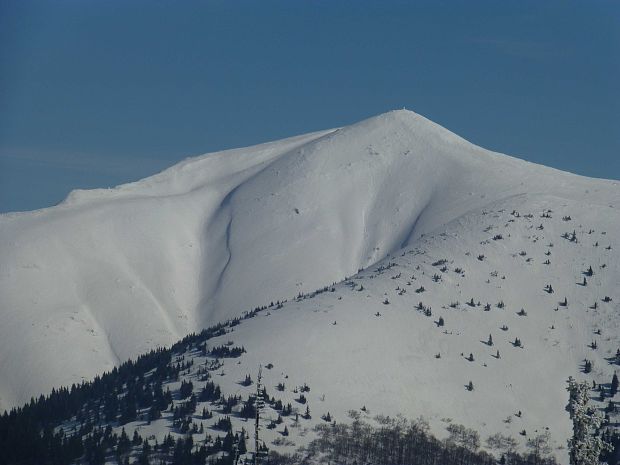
[1,0,619,213]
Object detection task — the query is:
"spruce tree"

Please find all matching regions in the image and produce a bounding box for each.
[566,376,611,465]
[132,429,142,446]
[138,442,151,465]
[238,431,247,454]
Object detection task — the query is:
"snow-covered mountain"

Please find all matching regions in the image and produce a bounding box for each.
[0,109,619,451]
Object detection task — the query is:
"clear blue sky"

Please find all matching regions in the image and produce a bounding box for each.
[1,0,619,213]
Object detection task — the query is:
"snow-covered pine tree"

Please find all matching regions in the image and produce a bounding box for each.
[566,376,611,465]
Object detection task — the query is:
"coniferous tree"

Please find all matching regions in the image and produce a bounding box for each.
[566,376,611,465]
[148,404,161,422]
[138,442,151,465]
[133,429,142,446]
[605,400,615,414]
[237,431,247,455]
[117,428,131,457]
[119,398,137,424]
[179,380,193,399]
[282,403,293,416]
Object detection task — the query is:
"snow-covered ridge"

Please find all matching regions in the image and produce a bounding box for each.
[0,109,618,412]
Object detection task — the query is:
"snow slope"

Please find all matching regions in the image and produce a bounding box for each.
[0,109,618,415]
[193,194,620,460]
[52,196,620,463]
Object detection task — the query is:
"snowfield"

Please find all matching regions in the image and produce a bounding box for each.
[0,110,619,458]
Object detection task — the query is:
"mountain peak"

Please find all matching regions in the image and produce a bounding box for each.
[0,111,618,412]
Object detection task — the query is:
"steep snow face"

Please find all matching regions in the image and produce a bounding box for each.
[0,110,618,410]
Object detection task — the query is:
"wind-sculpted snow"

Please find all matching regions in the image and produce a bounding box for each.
[0,110,618,412]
